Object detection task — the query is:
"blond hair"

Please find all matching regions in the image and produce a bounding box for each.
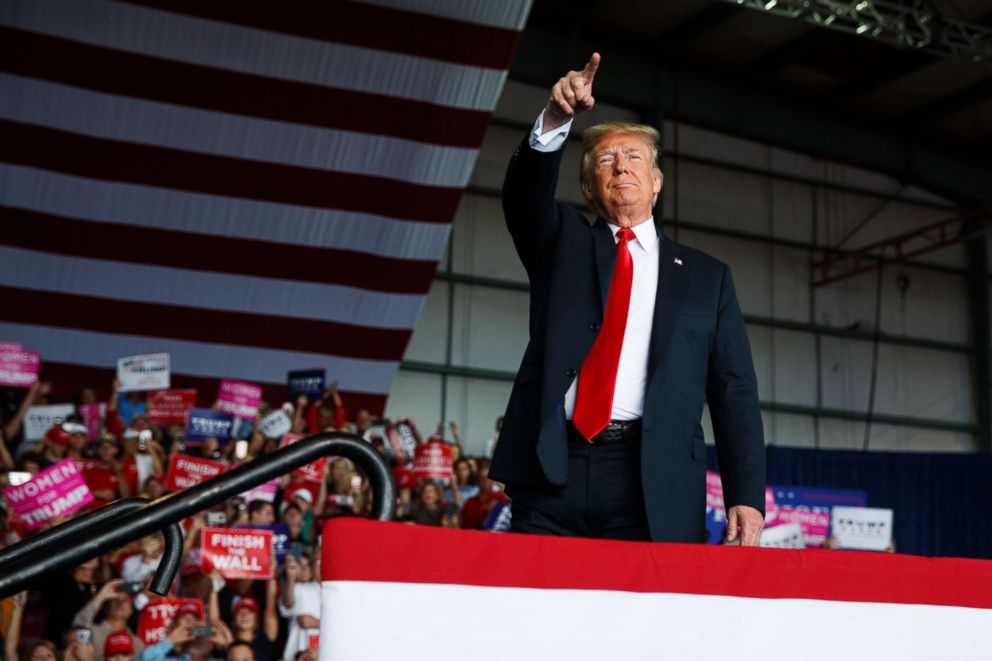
[580,122,661,184]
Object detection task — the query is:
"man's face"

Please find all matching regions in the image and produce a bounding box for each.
[581,132,662,227]
[298,556,313,582]
[250,503,275,524]
[107,654,133,661]
[70,433,87,452]
[97,441,118,462]
[107,593,133,619]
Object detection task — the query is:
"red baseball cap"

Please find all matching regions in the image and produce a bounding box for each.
[45,425,72,446]
[174,601,201,618]
[104,631,133,656]
[233,596,259,613]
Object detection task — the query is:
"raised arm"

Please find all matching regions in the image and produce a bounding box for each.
[503,53,601,273]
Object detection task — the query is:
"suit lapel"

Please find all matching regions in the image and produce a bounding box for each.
[647,234,688,377]
[592,217,615,315]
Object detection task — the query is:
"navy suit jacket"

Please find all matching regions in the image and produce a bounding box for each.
[489,136,767,543]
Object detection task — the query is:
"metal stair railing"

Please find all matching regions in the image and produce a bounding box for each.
[0,432,395,597]
[0,497,183,595]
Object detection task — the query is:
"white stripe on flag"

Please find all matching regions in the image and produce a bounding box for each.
[321,580,992,661]
[0,74,480,187]
[0,165,451,261]
[354,0,532,30]
[0,323,397,394]
[0,246,425,329]
[0,0,508,110]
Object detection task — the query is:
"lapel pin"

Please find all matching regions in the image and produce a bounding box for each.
[674,257,683,266]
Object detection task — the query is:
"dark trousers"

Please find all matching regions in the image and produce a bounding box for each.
[509,428,651,541]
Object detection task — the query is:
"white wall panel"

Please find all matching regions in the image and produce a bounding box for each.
[771,178,814,244]
[768,329,818,407]
[677,229,772,318]
[819,338,972,423]
[402,281,449,364]
[450,284,529,372]
[384,371,443,431]
[816,419,972,453]
[451,194,528,283]
[673,160,773,236]
[814,265,969,345]
[444,376,513,457]
[771,245,812,322]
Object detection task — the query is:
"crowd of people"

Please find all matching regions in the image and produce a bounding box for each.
[0,378,507,661]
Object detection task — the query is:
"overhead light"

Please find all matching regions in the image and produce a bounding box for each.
[764,0,777,9]
[856,24,870,34]
[855,1,869,11]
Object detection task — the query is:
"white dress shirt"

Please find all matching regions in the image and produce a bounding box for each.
[530,112,660,421]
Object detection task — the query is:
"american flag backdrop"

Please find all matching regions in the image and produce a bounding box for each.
[0,0,533,412]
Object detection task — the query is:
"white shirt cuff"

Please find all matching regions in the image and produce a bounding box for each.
[529,110,572,152]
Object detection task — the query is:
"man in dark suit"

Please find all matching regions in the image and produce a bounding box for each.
[490,53,766,545]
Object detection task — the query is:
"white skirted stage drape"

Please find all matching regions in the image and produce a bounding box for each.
[319,518,992,660]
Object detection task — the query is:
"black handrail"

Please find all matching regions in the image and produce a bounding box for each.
[0,432,395,598]
[0,497,183,595]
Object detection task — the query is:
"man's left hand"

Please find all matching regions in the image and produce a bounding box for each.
[725,505,763,546]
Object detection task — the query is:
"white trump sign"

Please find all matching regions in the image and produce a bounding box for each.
[831,506,894,552]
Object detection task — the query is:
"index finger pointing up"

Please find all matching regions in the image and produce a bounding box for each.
[582,52,600,81]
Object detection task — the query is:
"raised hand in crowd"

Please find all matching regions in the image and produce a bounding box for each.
[2,379,45,444]
[63,628,96,661]
[543,51,599,133]
[3,591,26,661]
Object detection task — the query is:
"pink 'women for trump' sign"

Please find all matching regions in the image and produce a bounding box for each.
[216,380,262,419]
[2,458,94,530]
[0,346,39,387]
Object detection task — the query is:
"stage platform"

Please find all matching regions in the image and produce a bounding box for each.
[319,518,992,660]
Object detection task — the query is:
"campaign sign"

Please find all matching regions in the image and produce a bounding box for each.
[201,527,273,579]
[77,403,107,440]
[772,485,868,549]
[165,453,227,491]
[185,408,235,445]
[0,342,22,351]
[24,403,76,441]
[138,597,205,645]
[413,441,453,481]
[288,369,325,403]
[0,347,39,387]
[258,409,292,439]
[236,523,290,563]
[831,506,894,552]
[240,477,280,504]
[759,522,806,549]
[2,458,94,531]
[482,500,512,532]
[117,353,170,392]
[147,389,197,424]
[216,380,262,420]
[280,433,328,482]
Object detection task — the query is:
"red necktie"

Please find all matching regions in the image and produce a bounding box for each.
[573,227,634,441]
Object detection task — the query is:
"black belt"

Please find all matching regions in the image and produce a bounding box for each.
[567,419,642,445]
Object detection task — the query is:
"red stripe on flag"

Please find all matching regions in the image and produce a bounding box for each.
[0,286,408,360]
[0,27,490,148]
[37,361,388,416]
[121,0,523,69]
[321,518,992,609]
[1,207,439,295]
[0,120,463,223]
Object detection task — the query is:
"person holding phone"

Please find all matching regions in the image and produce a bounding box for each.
[71,579,144,661]
[139,604,231,661]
